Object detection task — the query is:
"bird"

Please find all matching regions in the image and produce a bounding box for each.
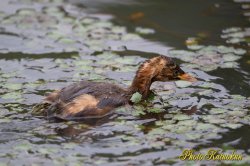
[32,55,197,120]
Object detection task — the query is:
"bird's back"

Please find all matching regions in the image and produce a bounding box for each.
[32,80,129,120]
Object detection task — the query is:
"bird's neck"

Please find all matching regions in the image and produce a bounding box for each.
[128,65,156,99]
[129,76,152,99]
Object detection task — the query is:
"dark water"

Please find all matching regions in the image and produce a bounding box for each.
[0,0,250,165]
[73,0,250,96]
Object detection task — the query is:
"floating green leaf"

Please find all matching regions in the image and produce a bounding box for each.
[130,92,142,104]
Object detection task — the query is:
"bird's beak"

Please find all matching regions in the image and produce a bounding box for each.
[178,73,197,82]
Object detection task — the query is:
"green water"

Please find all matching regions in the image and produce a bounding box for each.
[0,0,250,165]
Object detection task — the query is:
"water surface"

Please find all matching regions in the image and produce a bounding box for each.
[0,0,250,165]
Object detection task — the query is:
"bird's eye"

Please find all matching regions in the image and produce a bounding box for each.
[173,70,179,77]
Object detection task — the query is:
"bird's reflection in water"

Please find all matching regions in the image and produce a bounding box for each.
[53,113,118,138]
[53,105,198,138]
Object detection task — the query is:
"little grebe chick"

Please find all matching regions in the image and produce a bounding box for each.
[33,56,196,120]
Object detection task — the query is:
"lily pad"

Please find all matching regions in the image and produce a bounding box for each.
[177,119,197,126]
[147,107,163,113]
[222,54,241,62]
[173,114,192,121]
[209,108,228,115]
[202,115,227,124]
[3,83,22,90]
[14,142,32,151]
[132,107,146,116]
[221,123,243,129]
[227,110,246,117]
[1,91,22,100]
[196,123,218,131]
[175,80,192,88]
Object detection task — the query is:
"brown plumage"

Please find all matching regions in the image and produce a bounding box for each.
[32,55,197,120]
